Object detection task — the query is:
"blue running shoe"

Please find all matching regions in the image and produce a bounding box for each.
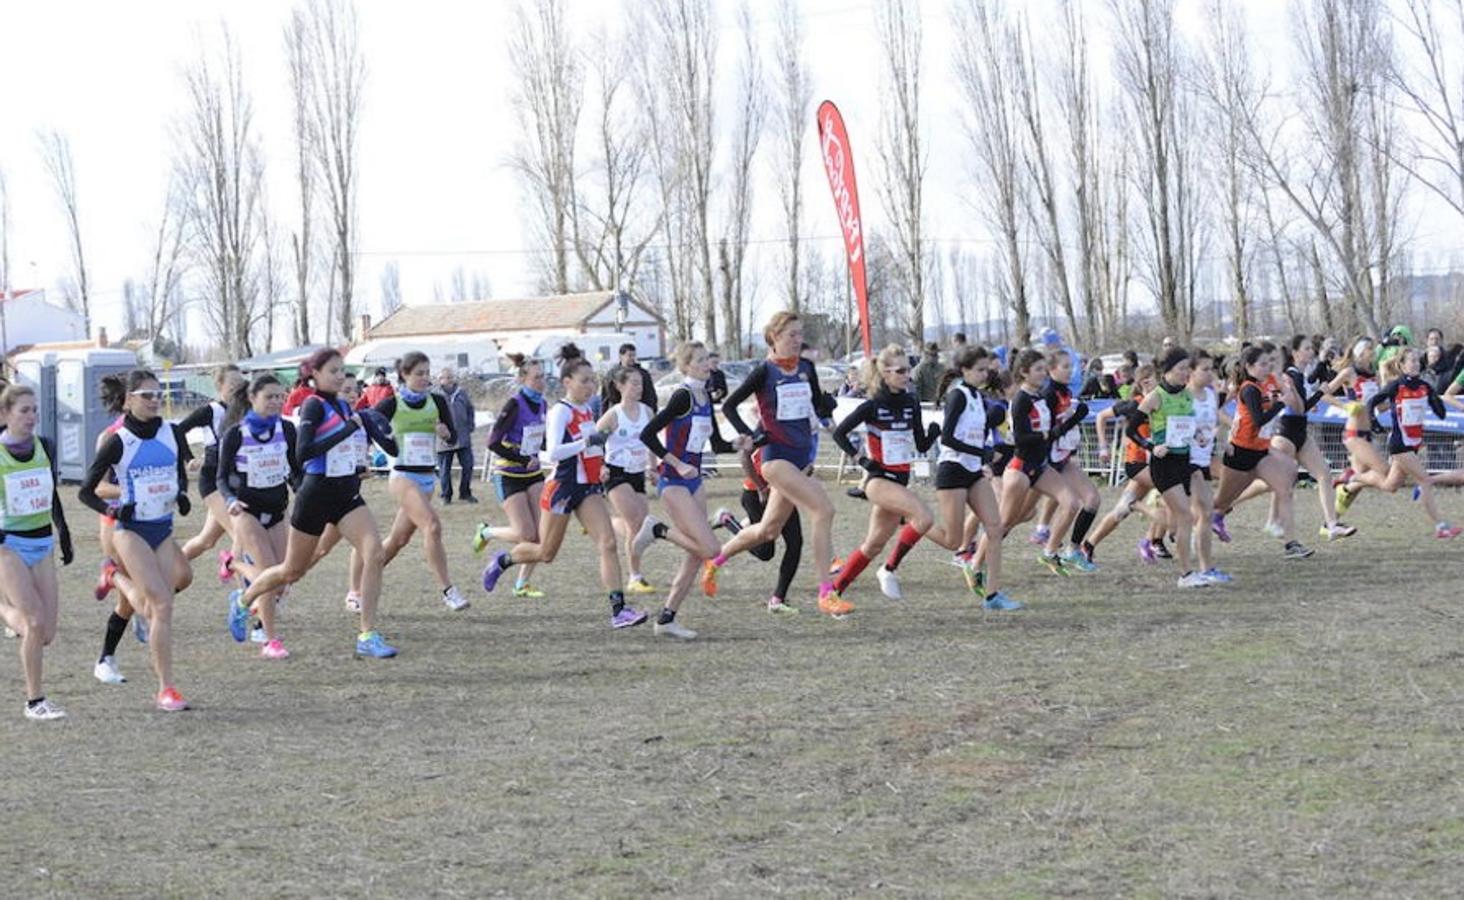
[1412,485,1422,502]
[1202,567,1234,585]
[982,592,1025,611]
[481,551,509,593]
[133,613,149,644]
[228,589,249,643]
[355,631,398,658]
[1061,550,1099,573]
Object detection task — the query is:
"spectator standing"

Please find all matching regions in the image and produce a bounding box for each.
[358,367,395,410]
[434,368,478,504]
[911,342,944,403]
[707,351,729,404]
[601,343,659,412]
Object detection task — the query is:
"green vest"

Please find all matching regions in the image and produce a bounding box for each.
[391,396,440,468]
[1149,385,1196,454]
[0,439,54,532]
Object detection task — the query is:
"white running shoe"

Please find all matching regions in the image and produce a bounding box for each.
[344,591,362,613]
[1177,571,1210,589]
[876,566,904,600]
[653,620,698,639]
[442,586,471,612]
[249,627,267,644]
[24,698,67,721]
[632,516,660,557]
[3,626,16,639]
[93,656,126,685]
[1263,520,1285,539]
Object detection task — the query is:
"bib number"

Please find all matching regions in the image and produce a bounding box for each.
[133,469,177,520]
[1400,398,1428,427]
[687,416,714,455]
[401,432,436,467]
[241,444,288,489]
[521,424,545,457]
[1166,415,1196,449]
[614,445,648,472]
[4,469,52,520]
[326,435,362,477]
[882,430,915,465]
[775,382,813,421]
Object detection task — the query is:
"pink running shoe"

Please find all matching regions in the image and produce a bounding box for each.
[94,558,118,602]
[1436,524,1463,540]
[217,550,235,584]
[156,687,189,712]
[260,639,290,660]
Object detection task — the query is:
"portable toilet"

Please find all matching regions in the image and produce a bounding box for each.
[12,350,59,442]
[53,348,138,482]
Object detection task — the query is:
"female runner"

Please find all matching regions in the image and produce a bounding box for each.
[479,344,649,628]
[0,386,74,719]
[1128,349,1207,587]
[216,373,299,658]
[702,312,846,617]
[236,348,400,658]
[179,365,246,574]
[1083,364,1167,563]
[598,365,659,595]
[78,370,195,710]
[471,353,547,599]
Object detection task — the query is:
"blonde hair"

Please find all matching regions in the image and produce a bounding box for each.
[0,384,36,413]
[763,311,800,349]
[675,340,707,372]
[862,344,908,395]
[1379,354,1404,384]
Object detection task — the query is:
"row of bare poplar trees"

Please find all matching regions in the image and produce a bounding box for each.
[510,0,1464,355]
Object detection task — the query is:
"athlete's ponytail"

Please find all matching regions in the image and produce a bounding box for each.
[100,374,127,415]
[223,373,282,431]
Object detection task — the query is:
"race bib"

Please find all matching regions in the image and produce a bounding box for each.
[4,468,52,519]
[613,444,648,472]
[133,468,177,520]
[882,430,915,465]
[954,422,985,448]
[1359,380,1379,404]
[521,424,545,457]
[1400,398,1428,427]
[1166,415,1196,449]
[241,444,288,489]
[775,381,813,421]
[401,432,436,467]
[326,438,359,477]
[576,421,603,458]
[687,416,714,454]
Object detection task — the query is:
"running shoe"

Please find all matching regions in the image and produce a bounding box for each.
[1413,485,1423,502]
[442,586,471,612]
[217,550,235,583]
[653,620,698,640]
[700,561,720,598]
[948,552,972,569]
[481,552,509,593]
[228,589,249,643]
[155,687,189,712]
[1263,520,1285,539]
[250,626,267,644]
[1039,552,1071,576]
[828,557,845,577]
[24,698,66,721]
[767,597,799,615]
[1211,512,1232,543]
[611,606,648,628]
[1335,481,1357,514]
[818,592,854,618]
[511,584,546,599]
[2,626,14,639]
[982,592,1024,611]
[260,639,290,660]
[712,507,740,533]
[1081,540,1097,563]
[632,516,660,557]
[1436,523,1463,540]
[1201,567,1234,585]
[964,564,985,596]
[93,656,126,685]
[355,631,398,658]
[1153,540,1174,560]
[1061,550,1099,573]
[133,613,149,644]
[626,577,657,595]
[344,591,362,613]
[1137,538,1158,565]
[94,558,118,602]
[471,522,491,554]
[1029,524,1051,546]
[876,566,904,600]
[1282,541,1315,560]
[1177,571,1210,589]
[1320,522,1357,541]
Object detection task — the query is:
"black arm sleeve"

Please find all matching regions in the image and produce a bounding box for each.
[172,424,192,499]
[709,410,734,455]
[217,427,243,499]
[39,436,69,539]
[641,369,659,413]
[831,400,874,458]
[1125,410,1154,451]
[359,409,399,457]
[912,399,937,453]
[430,393,458,447]
[721,363,767,435]
[296,397,360,462]
[284,421,302,487]
[374,396,398,421]
[1426,382,1447,419]
[1366,382,1397,428]
[1054,401,1090,439]
[78,434,124,516]
[177,404,215,435]
[1239,385,1282,429]
[639,389,694,459]
[940,390,987,459]
[985,401,1007,433]
[487,398,529,464]
[1010,392,1046,454]
[811,369,836,420]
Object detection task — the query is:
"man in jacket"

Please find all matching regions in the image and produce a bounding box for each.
[434,367,478,504]
[911,342,943,403]
[601,343,659,412]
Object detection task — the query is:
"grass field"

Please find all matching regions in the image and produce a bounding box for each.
[3,475,1463,897]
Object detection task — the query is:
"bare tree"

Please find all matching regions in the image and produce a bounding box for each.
[140,180,188,352]
[953,0,1033,345]
[771,0,812,312]
[508,0,583,294]
[1259,187,1303,334]
[284,7,317,347]
[1053,0,1104,348]
[259,213,287,352]
[716,3,766,355]
[37,130,91,334]
[379,260,402,316]
[175,29,270,358]
[875,0,927,343]
[1388,0,1464,219]
[295,0,365,344]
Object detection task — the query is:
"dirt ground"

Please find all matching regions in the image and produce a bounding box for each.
[2,476,1462,897]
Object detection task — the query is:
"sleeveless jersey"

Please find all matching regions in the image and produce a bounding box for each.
[606,402,651,474]
[0,439,53,532]
[938,383,988,472]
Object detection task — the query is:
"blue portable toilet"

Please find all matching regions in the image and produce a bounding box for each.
[13,350,59,442]
[52,347,138,482]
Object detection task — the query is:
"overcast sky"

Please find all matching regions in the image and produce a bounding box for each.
[4,0,1453,347]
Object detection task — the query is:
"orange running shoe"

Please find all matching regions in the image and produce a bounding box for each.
[700,561,720,598]
[818,592,854,617]
[156,686,189,712]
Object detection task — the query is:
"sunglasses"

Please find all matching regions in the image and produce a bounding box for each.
[885,367,910,375]
[130,390,164,400]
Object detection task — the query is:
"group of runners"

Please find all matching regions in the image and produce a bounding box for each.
[2,311,1461,721]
